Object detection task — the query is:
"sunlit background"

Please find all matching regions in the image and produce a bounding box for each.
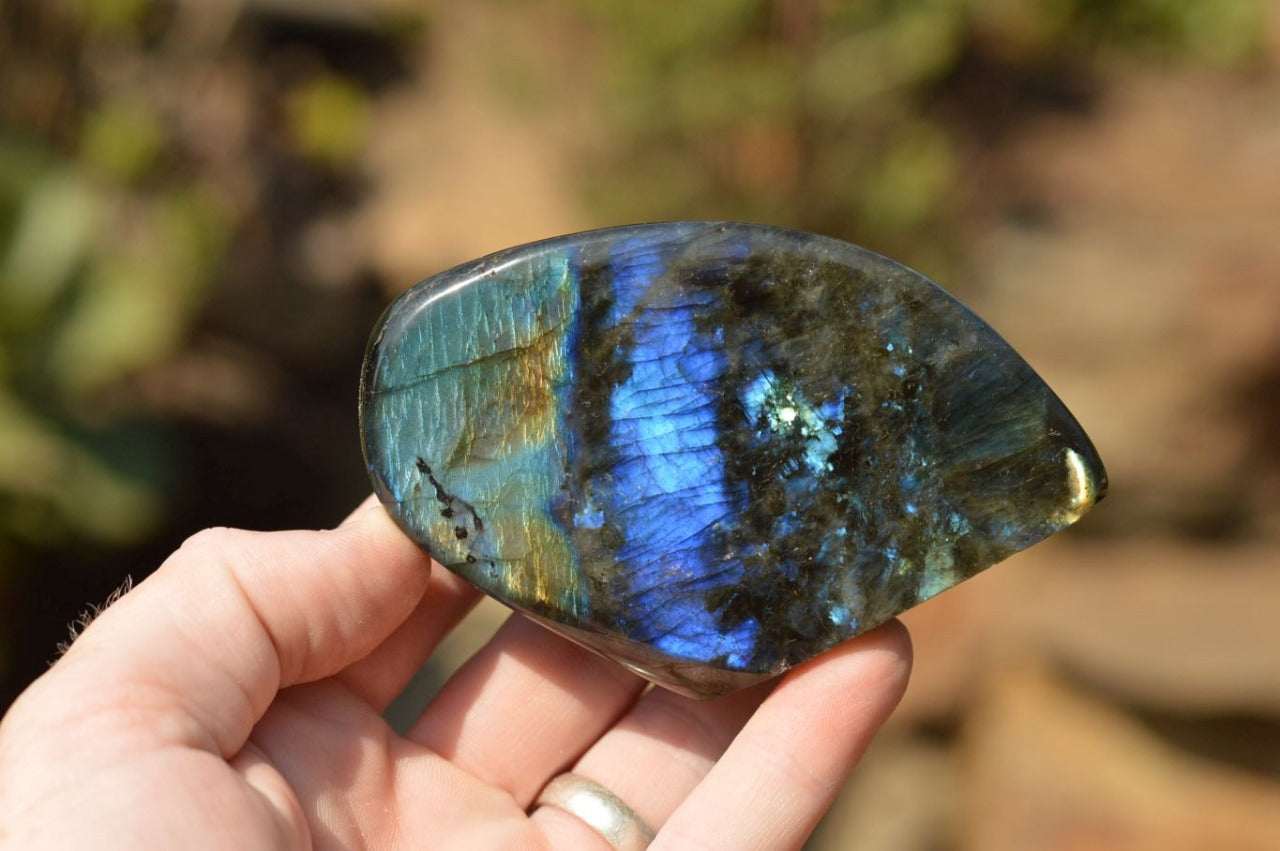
[3,1,1280,847]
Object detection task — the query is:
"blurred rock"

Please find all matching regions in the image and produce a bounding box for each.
[812,731,958,851]
[898,535,1280,723]
[963,658,1280,851]
[1011,537,1280,715]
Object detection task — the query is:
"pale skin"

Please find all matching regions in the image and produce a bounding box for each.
[0,497,911,850]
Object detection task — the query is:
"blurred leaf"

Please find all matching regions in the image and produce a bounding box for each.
[967,0,1078,59]
[286,75,372,167]
[47,187,224,397]
[1073,0,1267,63]
[858,121,955,237]
[669,49,795,133]
[70,0,153,34]
[0,170,99,327]
[0,391,161,545]
[49,256,179,396]
[571,0,764,61]
[806,4,964,116]
[0,138,53,201]
[80,99,165,184]
[1176,0,1266,64]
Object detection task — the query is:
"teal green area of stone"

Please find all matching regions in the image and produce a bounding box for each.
[359,222,1107,697]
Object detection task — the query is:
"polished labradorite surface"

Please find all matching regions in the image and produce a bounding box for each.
[360,222,1106,697]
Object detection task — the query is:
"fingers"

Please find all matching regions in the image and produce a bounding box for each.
[38,499,465,760]
[527,621,909,850]
[250,679,542,851]
[333,559,480,711]
[529,677,772,849]
[653,620,912,850]
[407,614,648,805]
[227,740,311,849]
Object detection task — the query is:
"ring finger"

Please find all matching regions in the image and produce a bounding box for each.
[531,620,912,849]
[530,678,769,849]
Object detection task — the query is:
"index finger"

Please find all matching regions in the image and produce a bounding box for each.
[15,499,441,760]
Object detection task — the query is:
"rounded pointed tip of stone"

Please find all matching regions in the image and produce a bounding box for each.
[1063,446,1105,522]
[1049,404,1108,532]
[1088,451,1109,505]
[1043,390,1107,514]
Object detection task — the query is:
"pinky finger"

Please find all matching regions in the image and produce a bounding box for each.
[652,620,912,851]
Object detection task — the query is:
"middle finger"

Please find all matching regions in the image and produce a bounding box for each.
[406,614,648,804]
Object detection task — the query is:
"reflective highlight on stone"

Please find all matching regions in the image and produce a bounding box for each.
[360,222,1107,696]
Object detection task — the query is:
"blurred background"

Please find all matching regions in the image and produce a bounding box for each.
[3,0,1279,847]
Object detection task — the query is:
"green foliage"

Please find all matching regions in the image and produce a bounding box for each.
[0,131,227,546]
[0,1,236,550]
[561,0,962,264]
[1075,0,1266,64]
[560,0,1269,262]
[286,75,373,168]
[0,0,1270,556]
[80,99,165,184]
[70,0,154,35]
[855,121,955,237]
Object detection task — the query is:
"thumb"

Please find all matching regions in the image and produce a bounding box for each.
[16,499,433,760]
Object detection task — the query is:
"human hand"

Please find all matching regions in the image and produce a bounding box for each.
[0,498,911,850]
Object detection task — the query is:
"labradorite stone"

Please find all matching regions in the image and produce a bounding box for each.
[359,222,1106,697]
